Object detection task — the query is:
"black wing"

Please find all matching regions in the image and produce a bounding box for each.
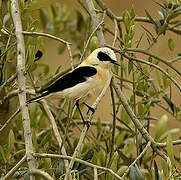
[41,66,97,94]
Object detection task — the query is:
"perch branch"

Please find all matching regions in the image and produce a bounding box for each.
[64,76,111,179]
[11,1,36,179]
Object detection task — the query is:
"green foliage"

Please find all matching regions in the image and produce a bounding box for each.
[1,0,181,179]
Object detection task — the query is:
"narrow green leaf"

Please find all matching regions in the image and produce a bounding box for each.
[110,152,119,172]
[155,115,168,142]
[168,38,175,51]
[0,145,6,163]
[27,20,39,32]
[39,9,49,29]
[166,133,175,166]
[158,128,179,142]
[8,130,15,152]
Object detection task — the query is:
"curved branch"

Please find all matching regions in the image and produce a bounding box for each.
[29,169,54,180]
[33,153,123,180]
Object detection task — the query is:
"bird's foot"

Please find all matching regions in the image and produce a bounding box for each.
[83,102,95,115]
[84,120,91,130]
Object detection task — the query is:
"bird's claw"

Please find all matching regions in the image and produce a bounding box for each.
[84,120,91,129]
[86,107,95,115]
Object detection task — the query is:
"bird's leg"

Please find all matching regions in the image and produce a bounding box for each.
[75,100,90,129]
[83,102,95,115]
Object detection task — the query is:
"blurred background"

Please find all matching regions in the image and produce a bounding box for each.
[35,0,181,137]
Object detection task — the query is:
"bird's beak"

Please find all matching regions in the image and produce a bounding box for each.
[111,60,120,66]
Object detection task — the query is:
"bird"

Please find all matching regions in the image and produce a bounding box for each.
[27,47,119,127]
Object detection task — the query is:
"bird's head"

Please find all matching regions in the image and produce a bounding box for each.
[86,47,120,68]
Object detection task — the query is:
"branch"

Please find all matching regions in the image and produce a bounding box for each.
[23,31,71,45]
[80,11,106,62]
[2,155,26,180]
[107,45,181,93]
[40,100,71,179]
[127,48,181,77]
[33,153,123,180]
[121,141,151,179]
[29,169,54,180]
[11,1,36,179]
[95,0,181,35]
[23,31,74,69]
[64,75,111,179]
[86,0,105,46]
[112,78,167,161]
[0,107,20,133]
[0,72,17,92]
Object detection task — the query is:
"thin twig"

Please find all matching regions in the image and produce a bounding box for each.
[121,141,151,179]
[23,31,74,70]
[77,0,90,16]
[107,82,116,168]
[80,11,106,62]
[86,0,105,46]
[112,18,118,47]
[11,1,36,179]
[112,78,167,161]
[94,167,98,180]
[95,0,181,34]
[23,31,71,45]
[66,43,74,70]
[0,107,20,133]
[127,48,181,77]
[2,155,26,180]
[0,72,17,92]
[33,153,123,180]
[107,45,181,93]
[169,56,181,63]
[29,169,54,180]
[40,100,71,179]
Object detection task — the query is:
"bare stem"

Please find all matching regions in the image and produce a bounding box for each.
[40,100,71,179]
[29,169,54,180]
[86,0,105,46]
[2,155,26,180]
[11,1,36,179]
[122,141,151,179]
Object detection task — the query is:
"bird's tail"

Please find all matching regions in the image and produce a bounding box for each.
[27,91,49,104]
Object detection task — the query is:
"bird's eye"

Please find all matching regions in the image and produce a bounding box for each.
[97,51,112,62]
